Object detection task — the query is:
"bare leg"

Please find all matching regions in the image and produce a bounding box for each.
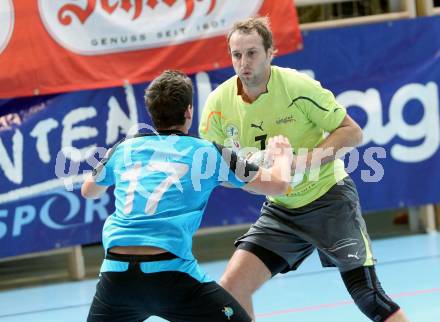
[220,249,272,321]
[386,309,410,322]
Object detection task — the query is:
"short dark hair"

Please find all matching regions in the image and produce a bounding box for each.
[227,16,276,53]
[144,70,193,129]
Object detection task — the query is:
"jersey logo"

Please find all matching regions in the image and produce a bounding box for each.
[225,124,239,138]
[276,115,295,125]
[250,121,264,131]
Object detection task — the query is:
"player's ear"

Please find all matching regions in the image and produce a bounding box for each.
[185,104,193,119]
[267,47,276,62]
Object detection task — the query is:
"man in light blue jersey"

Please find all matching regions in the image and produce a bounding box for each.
[82,70,293,322]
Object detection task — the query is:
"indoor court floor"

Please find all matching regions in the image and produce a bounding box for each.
[1,233,439,322]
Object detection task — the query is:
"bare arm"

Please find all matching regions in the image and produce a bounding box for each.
[81,172,109,199]
[81,146,115,199]
[245,136,293,195]
[293,114,362,172]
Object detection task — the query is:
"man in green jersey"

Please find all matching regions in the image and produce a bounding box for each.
[199,17,409,322]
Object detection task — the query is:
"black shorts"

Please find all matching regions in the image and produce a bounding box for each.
[236,176,376,275]
[87,252,251,322]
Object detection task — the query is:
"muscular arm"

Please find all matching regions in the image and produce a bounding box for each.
[294,114,363,172]
[81,148,114,199]
[244,157,291,195]
[244,136,293,195]
[81,173,109,199]
[218,136,293,196]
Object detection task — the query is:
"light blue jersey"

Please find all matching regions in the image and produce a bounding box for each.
[94,131,258,280]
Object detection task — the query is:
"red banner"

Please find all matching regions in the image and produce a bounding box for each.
[0,0,302,99]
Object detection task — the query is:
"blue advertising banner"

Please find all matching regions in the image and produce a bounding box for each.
[0,16,439,258]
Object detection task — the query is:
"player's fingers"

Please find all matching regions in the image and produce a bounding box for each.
[273,135,291,149]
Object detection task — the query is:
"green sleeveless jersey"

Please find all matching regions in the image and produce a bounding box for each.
[199,66,348,208]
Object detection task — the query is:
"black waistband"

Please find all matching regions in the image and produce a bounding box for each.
[106,251,178,262]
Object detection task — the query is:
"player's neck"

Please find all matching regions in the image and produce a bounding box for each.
[159,125,188,134]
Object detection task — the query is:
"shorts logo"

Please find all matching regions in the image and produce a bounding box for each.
[325,238,359,253]
[222,306,234,320]
[347,250,360,260]
[38,0,264,55]
[325,238,363,262]
[0,0,14,54]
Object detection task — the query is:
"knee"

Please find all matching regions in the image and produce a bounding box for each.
[341,266,400,322]
[220,247,272,298]
[219,275,232,290]
[220,271,259,301]
[220,274,242,295]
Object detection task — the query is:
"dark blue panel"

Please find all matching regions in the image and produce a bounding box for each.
[1,16,439,257]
